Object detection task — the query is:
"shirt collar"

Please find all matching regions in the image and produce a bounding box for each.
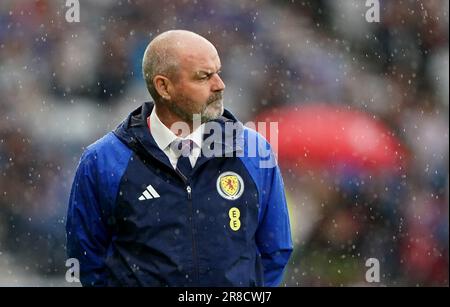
[149,106,204,151]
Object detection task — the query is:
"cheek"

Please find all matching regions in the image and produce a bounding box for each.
[186,85,210,103]
[175,89,203,113]
[174,82,211,110]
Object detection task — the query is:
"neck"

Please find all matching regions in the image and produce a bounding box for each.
[154,103,194,137]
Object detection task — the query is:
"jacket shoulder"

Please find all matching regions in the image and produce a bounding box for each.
[78,132,133,207]
[84,132,130,159]
[241,126,277,169]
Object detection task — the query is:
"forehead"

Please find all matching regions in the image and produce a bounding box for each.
[178,43,221,73]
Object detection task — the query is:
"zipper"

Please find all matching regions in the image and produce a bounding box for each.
[129,137,200,283]
[186,186,192,200]
[175,170,199,283]
[186,185,199,284]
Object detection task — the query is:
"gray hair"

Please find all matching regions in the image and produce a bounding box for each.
[142,35,179,102]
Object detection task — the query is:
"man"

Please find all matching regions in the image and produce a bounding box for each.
[66,30,293,286]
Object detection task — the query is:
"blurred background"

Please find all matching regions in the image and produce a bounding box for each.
[0,0,448,286]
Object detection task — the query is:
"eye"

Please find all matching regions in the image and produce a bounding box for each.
[199,73,212,81]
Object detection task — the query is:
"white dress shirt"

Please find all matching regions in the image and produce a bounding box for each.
[148,107,204,169]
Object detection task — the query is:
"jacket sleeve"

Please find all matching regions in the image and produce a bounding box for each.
[255,163,293,287]
[66,150,111,286]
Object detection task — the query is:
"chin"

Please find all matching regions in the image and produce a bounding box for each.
[204,101,224,120]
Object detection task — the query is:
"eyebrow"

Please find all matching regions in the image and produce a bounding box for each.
[194,67,221,78]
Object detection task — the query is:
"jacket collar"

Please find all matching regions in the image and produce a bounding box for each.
[149,106,205,152]
[113,101,244,173]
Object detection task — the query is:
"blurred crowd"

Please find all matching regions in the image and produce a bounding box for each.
[0,0,448,286]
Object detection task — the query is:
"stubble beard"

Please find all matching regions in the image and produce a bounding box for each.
[201,97,224,123]
[167,93,224,125]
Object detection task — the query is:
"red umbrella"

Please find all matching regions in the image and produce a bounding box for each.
[254,103,408,173]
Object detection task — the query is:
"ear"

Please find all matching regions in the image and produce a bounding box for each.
[153,75,172,100]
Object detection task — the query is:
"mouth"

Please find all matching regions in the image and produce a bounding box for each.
[207,94,223,105]
[210,99,222,105]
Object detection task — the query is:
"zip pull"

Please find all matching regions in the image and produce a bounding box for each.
[186,185,192,200]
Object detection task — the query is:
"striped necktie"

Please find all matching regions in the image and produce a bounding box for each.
[174,139,194,176]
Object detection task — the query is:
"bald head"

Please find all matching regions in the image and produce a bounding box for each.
[142,30,218,102]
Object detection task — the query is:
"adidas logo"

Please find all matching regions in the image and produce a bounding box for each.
[138,184,161,201]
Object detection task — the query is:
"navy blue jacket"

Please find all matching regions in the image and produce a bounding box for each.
[66,102,293,286]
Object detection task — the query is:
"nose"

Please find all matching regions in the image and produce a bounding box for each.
[211,73,226,92]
